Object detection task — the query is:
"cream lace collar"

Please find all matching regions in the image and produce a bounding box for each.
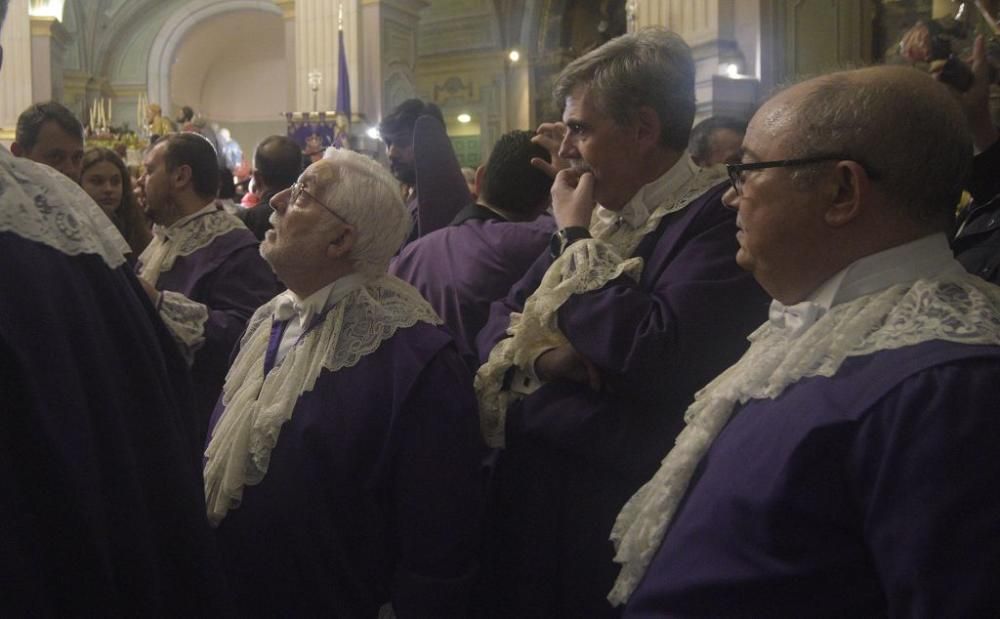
[607,272,1000,605]
[0,146,128,267]
[203,274,441,526]
[139,203,248,283]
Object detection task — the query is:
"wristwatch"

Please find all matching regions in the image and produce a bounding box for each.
[549,226,592,258]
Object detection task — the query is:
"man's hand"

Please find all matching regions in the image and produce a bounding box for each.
[530,122,570,178]
[535,344,602,391]
[936,35,998,152]
[552,168,596,229]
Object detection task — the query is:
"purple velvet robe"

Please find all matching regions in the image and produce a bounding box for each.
[143,225,280,439]
[0,232,232,616]
[209,320,485,618]
[390,205,554,359]
[625,340,1000,617]
[476,182,770,617]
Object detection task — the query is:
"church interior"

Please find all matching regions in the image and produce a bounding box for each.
[3,0,996,168]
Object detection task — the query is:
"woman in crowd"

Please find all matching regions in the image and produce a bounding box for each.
[80,147,152,258]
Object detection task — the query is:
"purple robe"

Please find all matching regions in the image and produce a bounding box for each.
[143,225,280,439]
[209,320,485,617]
[625,340,1000,617]
[0,232,232,616]
[476,182,770,617]
[390,204,554,359]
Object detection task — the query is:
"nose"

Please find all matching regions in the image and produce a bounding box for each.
[557,131,578,161]
[722,185,739,210]
[270,187,291,213]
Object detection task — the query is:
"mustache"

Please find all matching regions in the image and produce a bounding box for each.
[568,160,593,174]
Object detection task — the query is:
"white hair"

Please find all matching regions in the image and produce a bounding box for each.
[313,149,411,275]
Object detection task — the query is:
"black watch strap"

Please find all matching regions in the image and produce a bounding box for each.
[549,226,592,258]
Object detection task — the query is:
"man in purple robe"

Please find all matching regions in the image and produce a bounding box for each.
[379,99,472,245]
[136,132,280,439]
[475,28,769,617]
[390,129,554,359]
[612,65,1000,617]
[204,149,484,617]
[0,2,230,612]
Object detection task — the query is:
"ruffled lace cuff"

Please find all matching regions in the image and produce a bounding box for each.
[475,238,644,447]
[158,290,209,365]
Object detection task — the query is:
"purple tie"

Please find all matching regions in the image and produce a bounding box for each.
[263,319,289,375]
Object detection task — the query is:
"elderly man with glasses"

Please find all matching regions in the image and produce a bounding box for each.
[610,65,1000,616]
[204,150,485,617]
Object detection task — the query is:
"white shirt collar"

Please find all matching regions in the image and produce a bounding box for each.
[770,233,965,337]
[595,152,700,230]
[273,272,369,325]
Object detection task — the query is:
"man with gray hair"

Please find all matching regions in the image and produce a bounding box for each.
[476,27,767,617]
[611,65,1000,616]
[204,149,485,617]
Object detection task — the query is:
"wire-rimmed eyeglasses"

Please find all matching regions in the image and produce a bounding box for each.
[288,181,352,225]
[725,155,880,196]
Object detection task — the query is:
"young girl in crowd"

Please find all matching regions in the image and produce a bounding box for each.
[80,147,153,258]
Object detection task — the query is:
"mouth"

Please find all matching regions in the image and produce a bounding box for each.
[265,229,277,242]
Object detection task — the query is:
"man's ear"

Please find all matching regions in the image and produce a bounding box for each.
[823,161,868,227]
[172,163,192,191]
[326,225,356,260]
[10,141,23,157]
[474,165,486,196]
[634,106,662,150]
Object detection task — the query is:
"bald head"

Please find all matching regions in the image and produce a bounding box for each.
[766,65,971,229]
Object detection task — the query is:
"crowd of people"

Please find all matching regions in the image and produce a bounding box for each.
[2,0,1000,613]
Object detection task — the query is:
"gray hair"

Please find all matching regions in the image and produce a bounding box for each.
[784,66,971,228]
[553,27,695,151]
[313,150,410,276]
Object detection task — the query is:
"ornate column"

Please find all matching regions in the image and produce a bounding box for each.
[0,0,33,140]
[360,0,428,122]
[29,14,70,103]
[275,0,297,115]
[293,0,362,115]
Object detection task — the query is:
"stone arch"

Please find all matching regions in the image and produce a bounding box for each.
[146,0,282,106]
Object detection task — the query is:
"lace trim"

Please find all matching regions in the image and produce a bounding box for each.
[475,166,727,448]
[0,149,128,268]
[203,275,442,526]
[607,274,1000,605]
[158,290,209,365]
[138,209,247,284]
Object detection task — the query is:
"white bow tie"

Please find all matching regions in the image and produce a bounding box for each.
[768,299,826,338]
[273,294,307,322]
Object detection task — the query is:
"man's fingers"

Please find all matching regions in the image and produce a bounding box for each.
[531,157,560,178]
[575,172,595,196]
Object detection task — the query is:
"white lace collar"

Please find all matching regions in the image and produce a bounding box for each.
[155,201,218,239]
[138,201,248,284]
[608,271,1000,606]
[595,152,703,230]
[203,275,442,526]
[0,146,128,268]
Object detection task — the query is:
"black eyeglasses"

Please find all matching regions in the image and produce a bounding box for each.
[726,155,880,196]
[288,181,352,225]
